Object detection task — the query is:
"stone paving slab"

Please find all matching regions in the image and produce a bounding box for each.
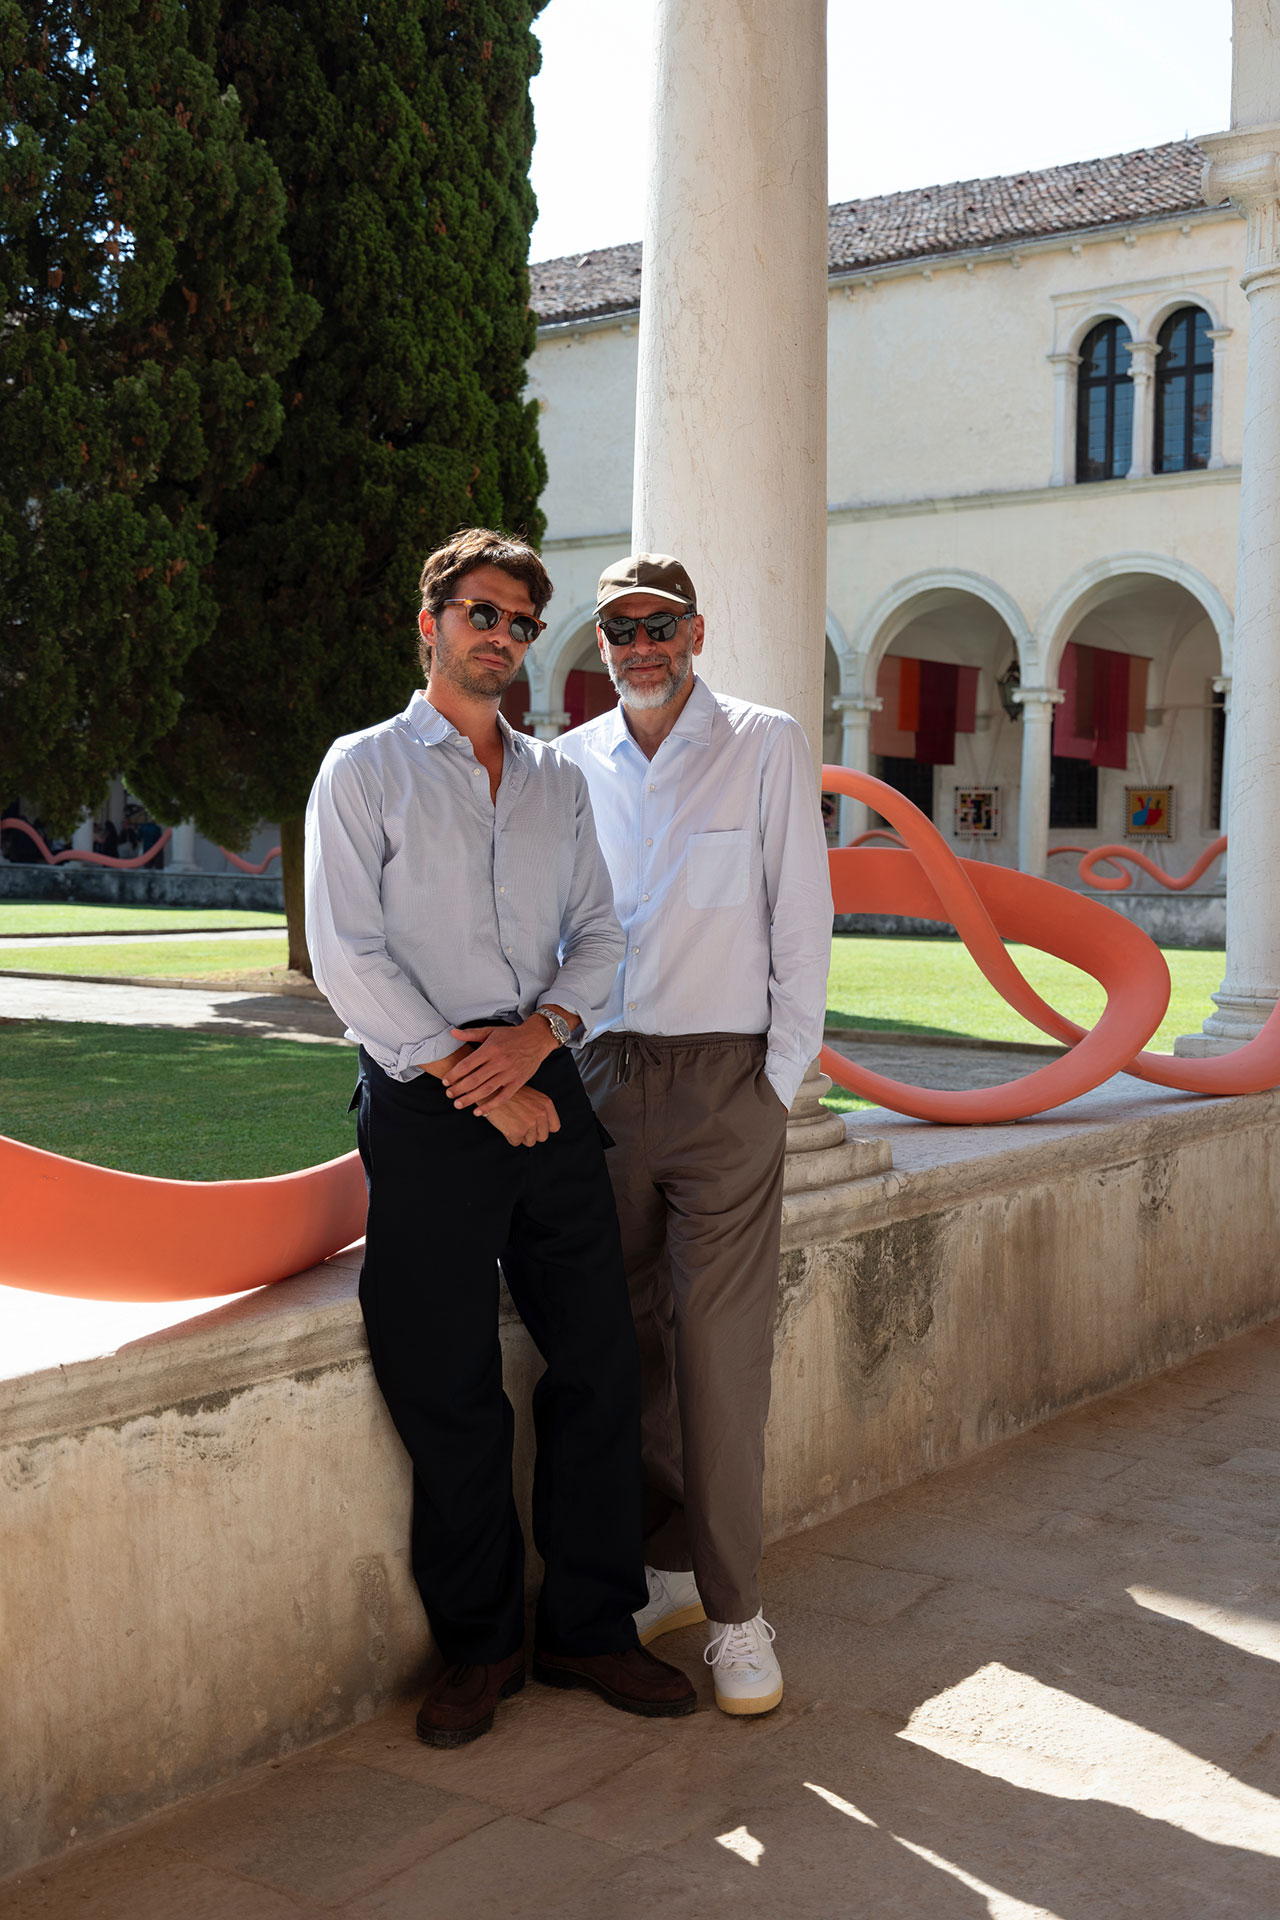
[4,1318,1278,1919]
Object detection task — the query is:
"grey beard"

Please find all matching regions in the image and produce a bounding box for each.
[607,646,694,711]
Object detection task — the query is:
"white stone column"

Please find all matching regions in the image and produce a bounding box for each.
[1185,128,1280,1046]
[1124,338,1158,479]
[71,816,95,856]
[1206,328,1233,468]
[1048,352,1081,485]
[523,708,571,742]
[1214,674,1233,837]
[829,696,880,841]
[168,821,199,872]
[631,0,828,763]
[1013,688,1063,876]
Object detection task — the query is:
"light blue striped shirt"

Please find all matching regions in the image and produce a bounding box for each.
[305,691,624,1080]
[556,676,833,1109]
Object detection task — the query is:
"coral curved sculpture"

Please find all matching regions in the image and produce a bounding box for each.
[1,818,172,868]
[4,767,1276,1303]
[216,844,283,874]
[1048,836,1227,891]
[820,766,1280,1117]
[0,1137,368,1304]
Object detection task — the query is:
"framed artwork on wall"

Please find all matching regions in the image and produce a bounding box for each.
[1125,786,1174,839]
[954,787,1000,839]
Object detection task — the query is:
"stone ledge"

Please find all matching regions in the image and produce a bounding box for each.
[7,1074,1280,1877]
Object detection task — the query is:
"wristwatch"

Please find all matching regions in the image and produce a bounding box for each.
[534,1007,574,1048]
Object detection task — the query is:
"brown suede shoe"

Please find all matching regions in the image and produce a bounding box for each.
[532,1644,697,1717]
[415,1648,525,1748]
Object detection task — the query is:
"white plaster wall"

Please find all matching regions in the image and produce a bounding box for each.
[825,212,1248,505]
[530,203,1246,881]
[527,325,637,541]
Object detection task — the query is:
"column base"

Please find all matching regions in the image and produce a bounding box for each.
[784,1059,893,1194]
[1172,986,1280,1056]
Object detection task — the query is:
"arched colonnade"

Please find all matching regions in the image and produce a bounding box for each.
[499,554,1231,888]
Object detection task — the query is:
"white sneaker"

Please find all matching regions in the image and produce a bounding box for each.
[704,1613,782,1715]
[634,1566,706,1646]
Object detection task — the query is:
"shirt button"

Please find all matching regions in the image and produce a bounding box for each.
[629,1001,637,1011]
[633,946,640,954]
[642,893,650,902]
[498,885,505,893]
[645,838,652,847]
[648,784,656,792]
[473,767,482,776]
[506,945,513,953]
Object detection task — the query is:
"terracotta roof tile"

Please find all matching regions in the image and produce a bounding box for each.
[530,141,1222,326]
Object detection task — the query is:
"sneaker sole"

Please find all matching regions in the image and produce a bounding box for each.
[416,1668,525,1747]
[638,1601,707,1647]
[532,1657,698,1718]
[713,1681,784,1716]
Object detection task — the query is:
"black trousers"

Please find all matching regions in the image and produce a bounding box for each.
[355,1044,646,1664]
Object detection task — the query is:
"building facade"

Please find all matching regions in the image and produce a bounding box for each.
[514,141,1243,933]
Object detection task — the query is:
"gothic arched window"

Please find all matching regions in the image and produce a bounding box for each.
[1076,319,1134,482]
[1155,306,1213,474]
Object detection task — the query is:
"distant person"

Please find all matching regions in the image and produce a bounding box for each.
[136,817,163,866]
[94,819,120,860]
[555,552,832,1717]
[305,529,696,1748]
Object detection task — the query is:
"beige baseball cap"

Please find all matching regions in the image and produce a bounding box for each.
[595,553,697,618]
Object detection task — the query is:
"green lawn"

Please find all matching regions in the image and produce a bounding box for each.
[826,935,1222,1055]
[0,904,285,936]
[1,1023,358,1179]
[0,935,1225,1172]
[0,935,287,977]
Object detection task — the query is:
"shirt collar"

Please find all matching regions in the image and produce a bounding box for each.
[405,689,527,756]
[605,673,716,756]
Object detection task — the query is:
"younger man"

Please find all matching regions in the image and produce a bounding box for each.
[305,531,695,1745]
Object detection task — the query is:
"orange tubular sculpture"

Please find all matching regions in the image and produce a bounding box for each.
[1048,836,1227,892]
[1,1141,369,1305]
[2,766,1277,1304]
[820,766,1280,1117]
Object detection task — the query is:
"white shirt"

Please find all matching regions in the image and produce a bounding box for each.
[556,676,833,1108]
[305,691,624,1080]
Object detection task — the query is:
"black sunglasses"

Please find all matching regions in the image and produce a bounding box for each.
[599,610,694,646]
[443,598,546,646]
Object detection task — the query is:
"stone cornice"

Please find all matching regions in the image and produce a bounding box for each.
[542,466,1242,553]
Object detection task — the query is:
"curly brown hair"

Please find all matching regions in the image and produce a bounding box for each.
[417,528,553,676]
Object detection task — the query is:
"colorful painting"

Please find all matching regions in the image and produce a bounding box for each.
[1125,786,1174,839]
[954,786,1000,839]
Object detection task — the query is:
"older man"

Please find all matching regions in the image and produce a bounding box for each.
[554,553,833,1715]
[305,530,695,1748]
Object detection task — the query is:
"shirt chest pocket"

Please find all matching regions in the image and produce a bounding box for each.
[686,829,751,909]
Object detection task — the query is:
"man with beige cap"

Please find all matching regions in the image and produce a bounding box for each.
[556,553,832,1714]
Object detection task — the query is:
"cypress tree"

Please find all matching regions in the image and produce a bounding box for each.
[0,0,312,829]
[134,0,548,969]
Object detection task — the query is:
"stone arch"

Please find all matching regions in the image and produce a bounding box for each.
[825,606,857,693]
[536,600,601,716]
[1033,553,1234,685]
[1063,303,1140,356]
[852,569,1033,699]
[1137,289,1225,343]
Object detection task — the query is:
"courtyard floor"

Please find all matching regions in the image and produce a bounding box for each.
[4,1318,1278,1919]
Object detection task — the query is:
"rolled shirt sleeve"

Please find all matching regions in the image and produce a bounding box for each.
[305,745,457,1079]
[759,721,835,1109]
